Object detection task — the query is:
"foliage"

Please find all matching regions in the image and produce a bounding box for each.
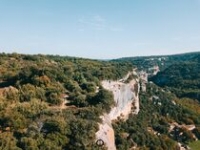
[0,52,200,149]
[0,53,132,150]
[189,140,200,150]
[150,61,200,101]
[113,83,200,149]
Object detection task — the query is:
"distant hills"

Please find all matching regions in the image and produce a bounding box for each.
[113,51,200,72]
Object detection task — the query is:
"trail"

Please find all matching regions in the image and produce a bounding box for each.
[96,72,140,150]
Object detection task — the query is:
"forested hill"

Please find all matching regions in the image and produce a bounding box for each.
[1,52,200,150]
[113,52,200,72]
[0,53,132,150]
[112,52,200,150]
[150,54,200,101]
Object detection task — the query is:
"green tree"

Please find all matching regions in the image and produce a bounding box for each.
[0,132,21,150]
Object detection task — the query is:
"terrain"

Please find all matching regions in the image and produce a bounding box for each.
[0,52,200,150]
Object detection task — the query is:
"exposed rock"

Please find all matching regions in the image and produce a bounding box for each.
[96,71,140,150]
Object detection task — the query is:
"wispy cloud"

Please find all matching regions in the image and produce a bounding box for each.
[78,15,106,30]
[93,15,105,22]
[78,15,123,32]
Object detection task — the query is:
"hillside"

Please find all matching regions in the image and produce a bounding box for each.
[113,52,200,73]
[0,53,132,150]
[150,54,200,101]
[113,52,200,150]
[0,52,200,150]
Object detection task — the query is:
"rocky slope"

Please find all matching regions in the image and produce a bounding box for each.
[96,72,140,150]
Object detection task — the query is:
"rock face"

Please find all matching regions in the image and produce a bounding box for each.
[103,79,140,120]
[96,115,115,150]
[139,71,148,92]
[96,74,140,150]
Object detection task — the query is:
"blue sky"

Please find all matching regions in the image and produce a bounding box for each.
[0,0,200,59]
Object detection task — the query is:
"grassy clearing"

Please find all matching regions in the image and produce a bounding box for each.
[189,140,200,150]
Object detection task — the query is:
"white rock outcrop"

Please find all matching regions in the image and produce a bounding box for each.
[96,73,140,150]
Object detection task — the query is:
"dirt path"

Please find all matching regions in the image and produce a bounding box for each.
[48,100,69,110]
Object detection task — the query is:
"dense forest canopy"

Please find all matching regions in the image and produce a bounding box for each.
[0,53,132,150]
[113,52,200,149]
[149,54,200,101]
[113,52,200,72]
[0,52,200,150]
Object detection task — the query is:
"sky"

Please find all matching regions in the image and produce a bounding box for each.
[0,0,200,59]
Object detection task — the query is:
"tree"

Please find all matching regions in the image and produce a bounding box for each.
[20,137,39,150]
[0,132,21,150]
[90,89,115,113]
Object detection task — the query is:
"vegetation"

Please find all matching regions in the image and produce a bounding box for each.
[0,53,132,150]
[150,57,200,101]
[113,83,200,150]
[113,52,200,72]
[113,52,200,149]
[1,52,200,149]
[189,140,200,150]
